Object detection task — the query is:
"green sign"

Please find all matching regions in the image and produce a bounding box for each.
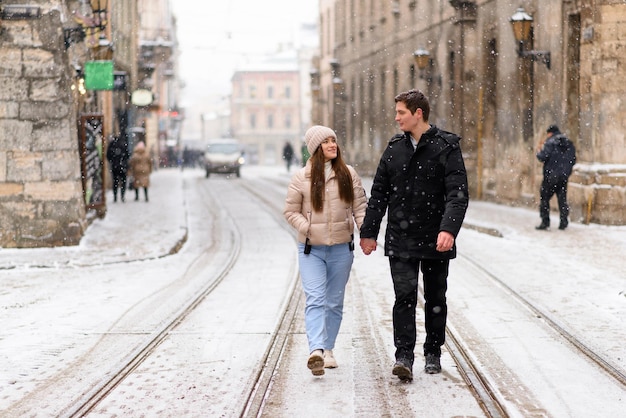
[84,61,114,90]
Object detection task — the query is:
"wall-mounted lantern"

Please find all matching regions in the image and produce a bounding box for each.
[413,47,430,78]
[309,68,321,96]
[509,7,551,70]
[329,58,340,77]
[332,76,344,93]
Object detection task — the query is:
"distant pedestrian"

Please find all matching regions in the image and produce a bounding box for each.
[284,125,367,377]
[128,141,152,202]
[106,135,129,203]
[360,89,469,381]
[282,141,294,172]
[535,125,577,230]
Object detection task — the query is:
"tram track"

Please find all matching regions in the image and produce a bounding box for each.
[458,252,626,389]
[69,175,301,417]
[432,249,626,417]
[3,174,297,417]
[237,177,301,418]
[62,178,244,417]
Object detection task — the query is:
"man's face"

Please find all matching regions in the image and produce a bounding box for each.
[395,101,421,132]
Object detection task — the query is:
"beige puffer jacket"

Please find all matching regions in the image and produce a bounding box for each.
[284,163,367,246]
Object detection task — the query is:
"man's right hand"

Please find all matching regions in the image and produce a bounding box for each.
[360,238,377,255]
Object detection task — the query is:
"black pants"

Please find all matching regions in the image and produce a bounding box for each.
[539,177,569,225]
[112,172,127,201]
[388,257,449,364]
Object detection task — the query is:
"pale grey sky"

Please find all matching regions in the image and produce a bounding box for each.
[172,0,318,108]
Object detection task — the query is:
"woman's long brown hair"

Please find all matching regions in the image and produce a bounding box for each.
[309,144,354,212]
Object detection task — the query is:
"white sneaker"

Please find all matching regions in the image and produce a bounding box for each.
[324,349,338,368]
[307,350,325,376]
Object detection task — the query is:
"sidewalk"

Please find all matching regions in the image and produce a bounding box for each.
[0,168,187,270]
[2,166,625,271]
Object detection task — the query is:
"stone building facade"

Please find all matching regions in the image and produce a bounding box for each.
[313,0,626,225]
[0,0,178,248]
[0,3,86,247]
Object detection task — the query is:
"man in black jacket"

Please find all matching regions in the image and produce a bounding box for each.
[360,89,469,381]
[106,135,129,203]
[536,125,576,230]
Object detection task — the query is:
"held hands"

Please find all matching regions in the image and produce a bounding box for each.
[360,238,377,255]
[436,231,455,252]
[361,232,454,255]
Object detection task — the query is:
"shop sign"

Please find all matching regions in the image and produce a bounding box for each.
[84,60,114,90]
[131,89,154,106]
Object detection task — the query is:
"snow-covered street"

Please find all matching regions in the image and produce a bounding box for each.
[0,166,624,417]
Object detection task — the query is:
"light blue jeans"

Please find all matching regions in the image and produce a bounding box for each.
[298,242,354,353]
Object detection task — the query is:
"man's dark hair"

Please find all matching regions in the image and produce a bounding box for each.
[395,89,430,121]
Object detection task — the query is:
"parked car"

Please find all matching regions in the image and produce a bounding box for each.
[203,139,245,178]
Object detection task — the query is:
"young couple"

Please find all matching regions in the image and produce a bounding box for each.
[284,89,469,382]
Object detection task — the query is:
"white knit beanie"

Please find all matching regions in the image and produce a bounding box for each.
[304,125,337,156]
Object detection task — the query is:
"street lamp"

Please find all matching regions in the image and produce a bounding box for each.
[413,47,430,77]
[309,68,321,96]
[509,7,551,70]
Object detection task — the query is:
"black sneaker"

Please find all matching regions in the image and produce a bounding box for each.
[535,223,549,230]
[424,354,441,374]
[392,358,413,382]
[558,222,568,230]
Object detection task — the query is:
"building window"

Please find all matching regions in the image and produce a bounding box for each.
[267,114,274,129]
[267,86,274,99]
[250,113,256,128]
[285,113,292,128]
[285,86,291,98]
[249,85,256,99]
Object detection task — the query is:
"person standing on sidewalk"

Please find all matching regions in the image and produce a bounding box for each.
[360,89,469,381]
[128,141,152,202]
[106,135,129,203]
[284,125,367,377]
[535,125,577,230]
[282,141,295,172]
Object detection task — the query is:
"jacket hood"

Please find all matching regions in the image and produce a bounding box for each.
[555,134,569,148]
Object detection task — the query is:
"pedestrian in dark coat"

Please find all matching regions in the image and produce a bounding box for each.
[535,125,577,230]
[282,142,294,172]
[360,89,469,381]
[106,135,129,202]
[128,141,152,202]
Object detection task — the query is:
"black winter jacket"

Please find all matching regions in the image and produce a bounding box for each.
[536,133,576,182]
[360,126,469,260]
[107,138,129,175]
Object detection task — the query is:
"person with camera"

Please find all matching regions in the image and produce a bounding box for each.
[284,125,367,377]
[535,125,577,230]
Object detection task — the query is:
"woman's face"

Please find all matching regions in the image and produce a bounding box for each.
[321,137,338,161]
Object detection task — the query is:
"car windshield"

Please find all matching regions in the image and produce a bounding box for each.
[207,144,240,154]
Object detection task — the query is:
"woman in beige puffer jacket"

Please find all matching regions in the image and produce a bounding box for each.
[284,125,367,377]
[128,141,152,202]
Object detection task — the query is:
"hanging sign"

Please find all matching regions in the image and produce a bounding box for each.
[84,60,114,90]
[131,89,154,106]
